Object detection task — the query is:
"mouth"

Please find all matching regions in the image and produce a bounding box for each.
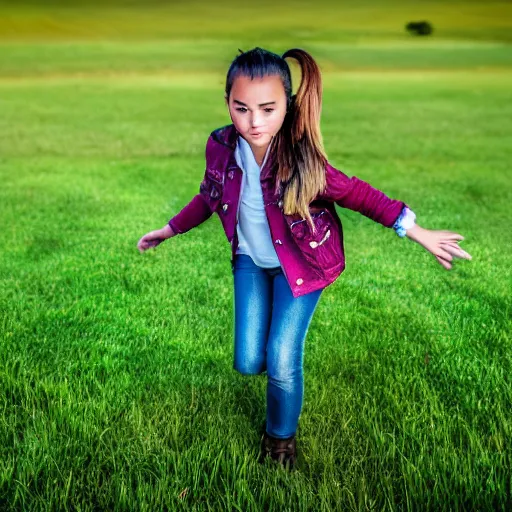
[250,132,263,138]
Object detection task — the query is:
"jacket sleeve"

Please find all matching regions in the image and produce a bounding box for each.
[321,161,409,228]
[167,137,217,235]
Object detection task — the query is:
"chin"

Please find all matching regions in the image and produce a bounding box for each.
[252,135,272,146]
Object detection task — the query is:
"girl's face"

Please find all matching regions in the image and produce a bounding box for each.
[226,74,287,151]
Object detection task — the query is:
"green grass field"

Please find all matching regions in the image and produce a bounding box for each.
[1,1,511,510]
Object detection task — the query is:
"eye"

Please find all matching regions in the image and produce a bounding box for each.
[264,108,274,113]
[235,107,247,113]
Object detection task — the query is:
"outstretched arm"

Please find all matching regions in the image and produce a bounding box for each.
[137,183,214,253]
[167,192,214,235]
[137,136,218,253]
[321,162,409,227]
[164,134,219,235]
[322,162,472,270]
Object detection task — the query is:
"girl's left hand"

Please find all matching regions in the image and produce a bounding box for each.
[405,225,472,270]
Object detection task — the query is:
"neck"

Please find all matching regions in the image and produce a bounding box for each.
[252,147,267,167]
[251,137,274,168]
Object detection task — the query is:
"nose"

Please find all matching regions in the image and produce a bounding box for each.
[251,112,263,128]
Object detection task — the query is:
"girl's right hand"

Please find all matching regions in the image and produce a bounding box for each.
[137,225,174,253]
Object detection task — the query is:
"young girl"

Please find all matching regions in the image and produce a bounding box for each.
[137,47,472,471]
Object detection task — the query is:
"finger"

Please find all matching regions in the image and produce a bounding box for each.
[435,254,451,269]
[454,242,472,259]
[435,254,452,270]
[436,246,453,262]
[439,232,464,242]
[440,242,471,260]
[441,242,472,260]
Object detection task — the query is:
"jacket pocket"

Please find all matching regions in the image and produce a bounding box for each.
[206,168,224,184]
[199,168,224,212]
[285,208,341,279]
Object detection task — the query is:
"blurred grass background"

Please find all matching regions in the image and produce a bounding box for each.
[0,0,511,43]
[1,1,511,510]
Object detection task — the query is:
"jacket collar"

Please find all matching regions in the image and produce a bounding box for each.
[210,123,239,150]
[211,123,276,181]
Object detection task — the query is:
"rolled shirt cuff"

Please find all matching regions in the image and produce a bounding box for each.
[393,206,416,237]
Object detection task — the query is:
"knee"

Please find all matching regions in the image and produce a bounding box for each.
[234,361,266,376]
[267,365,302,383]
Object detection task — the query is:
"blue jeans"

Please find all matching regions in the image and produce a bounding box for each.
[232,253,323,439]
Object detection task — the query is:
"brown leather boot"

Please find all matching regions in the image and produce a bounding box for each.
[258,431,297,470]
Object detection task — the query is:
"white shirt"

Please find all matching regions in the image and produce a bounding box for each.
[234,135,281,268]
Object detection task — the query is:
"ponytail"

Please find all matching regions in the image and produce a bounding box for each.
[274,48,327,235]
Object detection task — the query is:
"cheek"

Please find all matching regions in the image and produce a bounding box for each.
[269,112,286,133]
[231,118,247,134]
[230,110,247,128]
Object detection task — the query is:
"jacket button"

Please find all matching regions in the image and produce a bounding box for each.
[296,278,303,285]
[228,170,234,179]
[309,241,318,248]
[274,239,282,245]
[222,203,228,212]
[278,200,283,208]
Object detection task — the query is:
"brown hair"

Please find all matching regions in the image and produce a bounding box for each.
[225,47,328,234]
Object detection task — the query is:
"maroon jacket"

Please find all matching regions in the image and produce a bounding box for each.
[168,124,409,298]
